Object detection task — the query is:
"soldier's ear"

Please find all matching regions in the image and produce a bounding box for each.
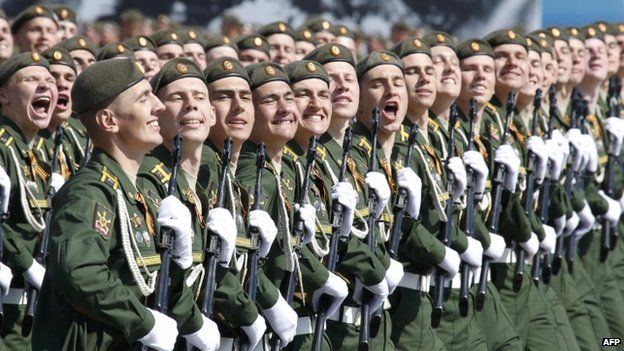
[0,87,8,106]
[95,108,119,133]
[208,105,216,127]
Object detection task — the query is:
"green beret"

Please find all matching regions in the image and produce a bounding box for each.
[258,22,296,39]
[41,47,77,73]
[151,30,183,48]
[304,18,333,33]
[72,58,145,114]
[125,35,157,53]
[484,28,528,50]
[204,35,237,52]
[356,50,403,80]
[456,39,494,60]
[97,43,135,61]
[582,25,605,42]
[303,43,355,68]
[58,35,98,56]
[330,24,354,39]
[527,33,553,55]
[422,31,457,49]
[50,5,77,24]
[236,35,270,56]
[615,23,624,35]
[525,35,543,54]
[246,62,290,90]
[11,5,57,34]
[0,52,49,86]
[566,27,586,41]
[545,26,570,42]
[150,57,205,93]
[204,57,250,84]
[179,29,204,45]
[390,37,431,58]
[285,60,329,85]
[593,21,617,36]
[294,28,317,45]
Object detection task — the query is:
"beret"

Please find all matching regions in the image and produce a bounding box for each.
[258,21,296,39]
[236,35,270,56]
[456,39,494,60]
[150,57,205,93]
[204,35,237,52]
[0,52,49,86]
[179,29,205,46]
[484,28,528,50]
[58,35,98,56]
[11,5,57,34]
[582,25,606,42]
[566,27,586,41]
[330,24,354,39]
[390,37,431,58]
[615,23,624,35]
[592,21,617,36]
[204,56,250,84]
[545,26,570,42]
[125,35,157,53]
[246,62,290,90]
[525,35,544,54]
[304,18,333,33]
[41,47,77,73]
[72,58,145,114]
[151,30,183,48]
[97,43,135,61]
[294,28,317,45]
[356,50,403,80]
[285,60,329,85]
[303,43,356,68]
[422,31,457,49]
[50,5,76,24]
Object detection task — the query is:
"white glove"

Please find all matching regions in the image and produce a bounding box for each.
[527,136,548,184]
[331,182,357,237]
[0,262,12,295]
[157,196,193,269]
[605,117,624,155]
[574,202,595,239]
[0,166,10,214]
[385,258,404,294]
[459,237,483,267]
[262,294,297,346]
[23,260,45,290]
[49,172,65,193]
[494,145,521,191]
[599,190,622,225]
[241,315,267,351]
[366,172,391,218]
[447,157,467,202]
[397,168,422,218]
[483,233,506,260]
[295,203,317,245]
[580,134,598,173]
[551,129,570,162]
[463,150,489,198]
[619,192,624,214]
[564,212,580,237]
[565,129,584,171]
[519,233,540,259]
[545,139,564,180]
[436,247,460,279]
[312,272,348,318]
[183,315,220,351]
[206,208,237,266]
[540,225,557,253]
[353,278,388,313]
[553,215,567,236]
[139,308,178,351]
[249,210,277,258]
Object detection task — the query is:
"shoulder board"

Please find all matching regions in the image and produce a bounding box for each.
[485,102,497,113]
[0,129,13,147]
[357,137,372,156]
[100,166,119,190]
[149,162,172,184]
[315,145,327,161]
[282,146,298,161]
[399,124,410,142]
[428,118,439,131]
[35,135,45,151]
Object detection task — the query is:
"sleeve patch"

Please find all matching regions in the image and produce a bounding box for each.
[93,202,114,239]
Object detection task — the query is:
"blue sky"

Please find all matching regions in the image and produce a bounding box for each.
[543,0,624,26]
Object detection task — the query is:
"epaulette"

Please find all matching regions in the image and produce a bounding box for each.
[399,124,410,142]
[357,136,372,156]
[35,135,46,151]
[428,118,439,131]
[454,119,461,130]
[315,145,327,161]
[150,162,172,184]
[0,128,14,147]
[485,102,497,113]
[282,146,298,161]
[100,166,119,190]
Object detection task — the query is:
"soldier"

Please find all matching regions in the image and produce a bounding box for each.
[293,28,316,61]
[0,10,13,65]
[204,35,239,64]
[236,35,270,66]
[303,19,335,45]
[57,35,98,74]
[96,42,136,61]
[180,29,207,70]
[151,30,185,66]
[32,58,217,350]
[11,5,59,53]
[258,22,297,66]
[50,5,78,42]
[125,35,161,80]
[331,25,358,63]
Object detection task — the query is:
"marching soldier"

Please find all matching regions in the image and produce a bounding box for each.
[236,35,271,66]
[11,5,59,53]
[125,35,161,80]
[258,22,297,66]
[57,35,97,74]
[203,35,238,65]
[151,30,185,66]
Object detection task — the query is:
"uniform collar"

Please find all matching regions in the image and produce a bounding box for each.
[91,148,141,205]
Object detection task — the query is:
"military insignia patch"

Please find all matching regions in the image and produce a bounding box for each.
[330,46,341,56]
[93,203,113,239]
[570,28,578,36]
[53,51,62,61]
[35,6,44,15]
[130,213,143,229]
[306,62,317,72]
[507,30,516,39]
[380,52,390,62]
[587,27,596,37]
[189,30,197,39]
[176,63,188,73]
[278,23,287,32]
[265,65,276,76]
[223,37,230,44]
[340,26,348,35]
[146,190,161,208]
[489,124,500,141]
[60,9,68,19]
[223,60,234,71]
[138,37,147,46]
[551,28,560,37]
[413,39,422,48]
[170,32,178,41]
[78,38,87,47]
[436,34,445,43]
[116,44,125,53]
[31,52,41,62]
[598,23,607,32]
[304,30,312,39]
[322,21,330,30]
[253,37,263,47]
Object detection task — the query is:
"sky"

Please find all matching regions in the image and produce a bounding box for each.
[543,0,624,26]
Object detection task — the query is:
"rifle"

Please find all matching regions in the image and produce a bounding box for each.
[431,104,459,328]
[602,77,620,261]
[199,137,233,318]
[271,136,317,351]
[476,92,516,309]
[311,128,352,351]
[526,89,544,287]
[542,84,558,283]
[358,108,380,351]
[564,92,582,273]
[22,126,65,336]
[459,99,477,316]
[80,137,91,168]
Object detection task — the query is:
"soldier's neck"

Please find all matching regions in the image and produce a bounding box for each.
[107,148,143,185]
[326,114,351,145]
[457,98,485,131]
[515,92,533,113]
[577,79,602,108]
[378,132,395,163]
[47,118,63,132]
[494,89,515,106]
[164,139,202,178]
[430,94,455,117]
[406,107,429,131]
[265,143,283,174]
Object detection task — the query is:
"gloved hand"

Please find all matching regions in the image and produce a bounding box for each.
[483,233,506,260]
[605,117,624,155]
[574,202,595,239]
[551,129,570,162]
[0,166,10,214]
[331,181,357,237]
[540,225,557,253]
[494,145,521,191]
[249,210,277,258]
[459,237,483,267]
[262,294,297,346]
[447,157,467,202]
[580,134,598,173]
[353,278,389,313]
[206,207,237,267]
[564,212,580,237]
[462,150,489,198]
[0,262,12,295]
[183,315,220,351]
[295,203,317,245]
[139,308,179,351]
[553,215,567,236]
[23,260,45,290]
[312,272,348,318]
[397,168,422,218]
[545,139,564,180]
[241,315,267,351]
[599,190,622,225]
[436,247,460,279]
[49,172,65,193]
[366,172,391,218]
[527,136,548,184]
[619,192,624,214]
[157,196,193,269]
[565,128,584,171]
[519,233,540,259]
[385,258,404,294]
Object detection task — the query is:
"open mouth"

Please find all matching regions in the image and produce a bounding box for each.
[31,96,51,116]
[382,102,399,117]
[56,94,69,110]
